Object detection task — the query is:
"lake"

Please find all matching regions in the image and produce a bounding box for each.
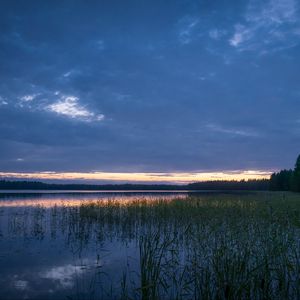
[0,191,299,299]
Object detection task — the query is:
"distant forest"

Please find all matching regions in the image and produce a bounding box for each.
[1,155,299,192]
[0,179,270,191]
[270,154,300,192]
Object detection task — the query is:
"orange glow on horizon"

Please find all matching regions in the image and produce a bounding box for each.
[0,170,272,184]
[0,195,187,208]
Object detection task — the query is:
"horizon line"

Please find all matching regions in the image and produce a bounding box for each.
[0,170,273,184]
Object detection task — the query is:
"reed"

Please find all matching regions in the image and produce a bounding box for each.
[4,192,300,299]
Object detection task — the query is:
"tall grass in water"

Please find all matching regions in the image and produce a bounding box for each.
[5,192,300,299]
[97,193,299,300]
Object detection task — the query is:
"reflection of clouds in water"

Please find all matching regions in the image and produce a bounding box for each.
[14,279,29,291]
[40,264,84,288]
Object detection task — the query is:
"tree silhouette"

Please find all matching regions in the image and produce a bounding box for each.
[291,155,300,192]
[269,169,293,191]
[270,154,300,192]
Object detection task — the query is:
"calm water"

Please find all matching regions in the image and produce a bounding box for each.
[0,191,191,300]
[1,191,298,300]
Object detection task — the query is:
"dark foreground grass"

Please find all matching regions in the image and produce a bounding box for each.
[60,192,300,299]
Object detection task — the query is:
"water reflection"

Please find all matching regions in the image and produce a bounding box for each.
[0,192,188,300]
[0,192,299,299]
[0,192,187,207]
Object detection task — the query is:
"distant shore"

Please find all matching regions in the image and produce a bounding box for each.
[0,179,270,191]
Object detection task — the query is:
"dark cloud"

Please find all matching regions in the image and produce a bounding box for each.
[0,0,300,174]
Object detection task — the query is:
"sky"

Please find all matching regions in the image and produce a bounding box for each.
[0,0,299,183]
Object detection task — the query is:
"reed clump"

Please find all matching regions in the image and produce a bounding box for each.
[5,192,300,299]
[59,192,300,299]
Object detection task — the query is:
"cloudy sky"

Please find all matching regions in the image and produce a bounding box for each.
[0,0,299,183]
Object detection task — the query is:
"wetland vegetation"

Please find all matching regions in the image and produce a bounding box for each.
[0,191,300,299]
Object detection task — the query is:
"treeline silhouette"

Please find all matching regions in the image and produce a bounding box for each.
[0,179,270,191]
[2,156,299,192]
[188,179,269,191]
[270,154,300,192]
[0,181,184,190]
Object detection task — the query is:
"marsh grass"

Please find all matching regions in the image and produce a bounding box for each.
[3,192,300,299]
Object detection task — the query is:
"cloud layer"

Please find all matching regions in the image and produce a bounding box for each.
[0,0,299,176]
[46,95,104,122]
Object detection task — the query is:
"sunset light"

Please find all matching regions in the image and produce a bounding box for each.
[0,170,272,184]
